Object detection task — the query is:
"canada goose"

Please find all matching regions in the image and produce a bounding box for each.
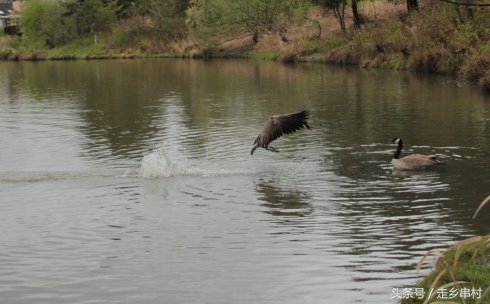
[251,109,311,155]
[391,138,444,170]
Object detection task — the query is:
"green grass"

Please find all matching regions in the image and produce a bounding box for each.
[44,35,118,59]
[402,236,490,304]
[249,49,281,61]
[0,34,17,59]
[3,32,189,60]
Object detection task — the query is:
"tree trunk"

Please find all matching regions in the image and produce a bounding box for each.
[333,3,346,33]
[252,31,259,44]
[465,0,474,20]
[407,0,419,12]
[352,0,363,29]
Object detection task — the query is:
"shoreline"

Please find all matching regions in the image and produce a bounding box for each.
[1,1,488,93]
[401,235,490,304]
[1,47,488,93]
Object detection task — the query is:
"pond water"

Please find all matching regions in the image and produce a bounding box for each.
[0,59,489,304]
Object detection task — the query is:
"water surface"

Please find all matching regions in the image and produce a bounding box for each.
[1,60,489,304]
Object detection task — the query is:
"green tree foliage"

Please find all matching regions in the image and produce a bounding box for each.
[186,0,236,46]
[20,0,120,49]
[110,0,190,43]
[187,0,309,45]
[136,0,190,40]
[20,0,74,48]
[61,0,119,36]
[313,0,347,32]
[115,0,139,17]
[312,0,364,32]
[231,0,308,42]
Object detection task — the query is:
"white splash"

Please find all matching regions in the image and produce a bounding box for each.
[140,147,255,178]
[140,147,182,178]
[139,144,325,179]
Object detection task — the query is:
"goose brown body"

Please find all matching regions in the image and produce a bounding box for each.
[391,138,443,170]
[251,109,311,155]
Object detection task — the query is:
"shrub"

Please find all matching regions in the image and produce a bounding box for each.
[461,55,490,82]
[20,0,74,49]
[409,47,450,73]
[367,18,408,54]
[61,0,118,36]
[110,17,152,49]
[480,70,490,92]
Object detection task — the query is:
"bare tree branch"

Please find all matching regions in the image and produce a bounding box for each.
[435,0,490,7]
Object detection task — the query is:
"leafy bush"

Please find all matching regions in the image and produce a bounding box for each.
[187,0,310,47]
[366,18,408,54]
[480,71,490,92]
[461,55,490,83]
[409,47,450,73]
[20,0,74,49]
[110,17,152,49]
[62,0,118,36]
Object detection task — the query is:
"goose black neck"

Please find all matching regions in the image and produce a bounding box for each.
[393,139,403,159]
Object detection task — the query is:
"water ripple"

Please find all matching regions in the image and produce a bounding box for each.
[1,60,490,304]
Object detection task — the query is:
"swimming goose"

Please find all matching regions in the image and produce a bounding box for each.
[391,138,443,170]
[251,109,311,155]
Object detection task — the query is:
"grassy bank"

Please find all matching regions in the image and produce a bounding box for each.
[0,32,201,60]
[1,1,489,91]
[225,1,490,92]
[277,2,490,91]
[401,235,490,304]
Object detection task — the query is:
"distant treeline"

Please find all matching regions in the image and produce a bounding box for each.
[15,0,418,47]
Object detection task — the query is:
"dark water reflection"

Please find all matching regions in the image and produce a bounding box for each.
[0,60,489,304]
[256,181,313,217]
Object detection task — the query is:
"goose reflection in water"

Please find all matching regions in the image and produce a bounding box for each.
[255,181,313,217]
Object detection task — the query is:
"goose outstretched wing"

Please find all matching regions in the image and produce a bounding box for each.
[258,109,310,146]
